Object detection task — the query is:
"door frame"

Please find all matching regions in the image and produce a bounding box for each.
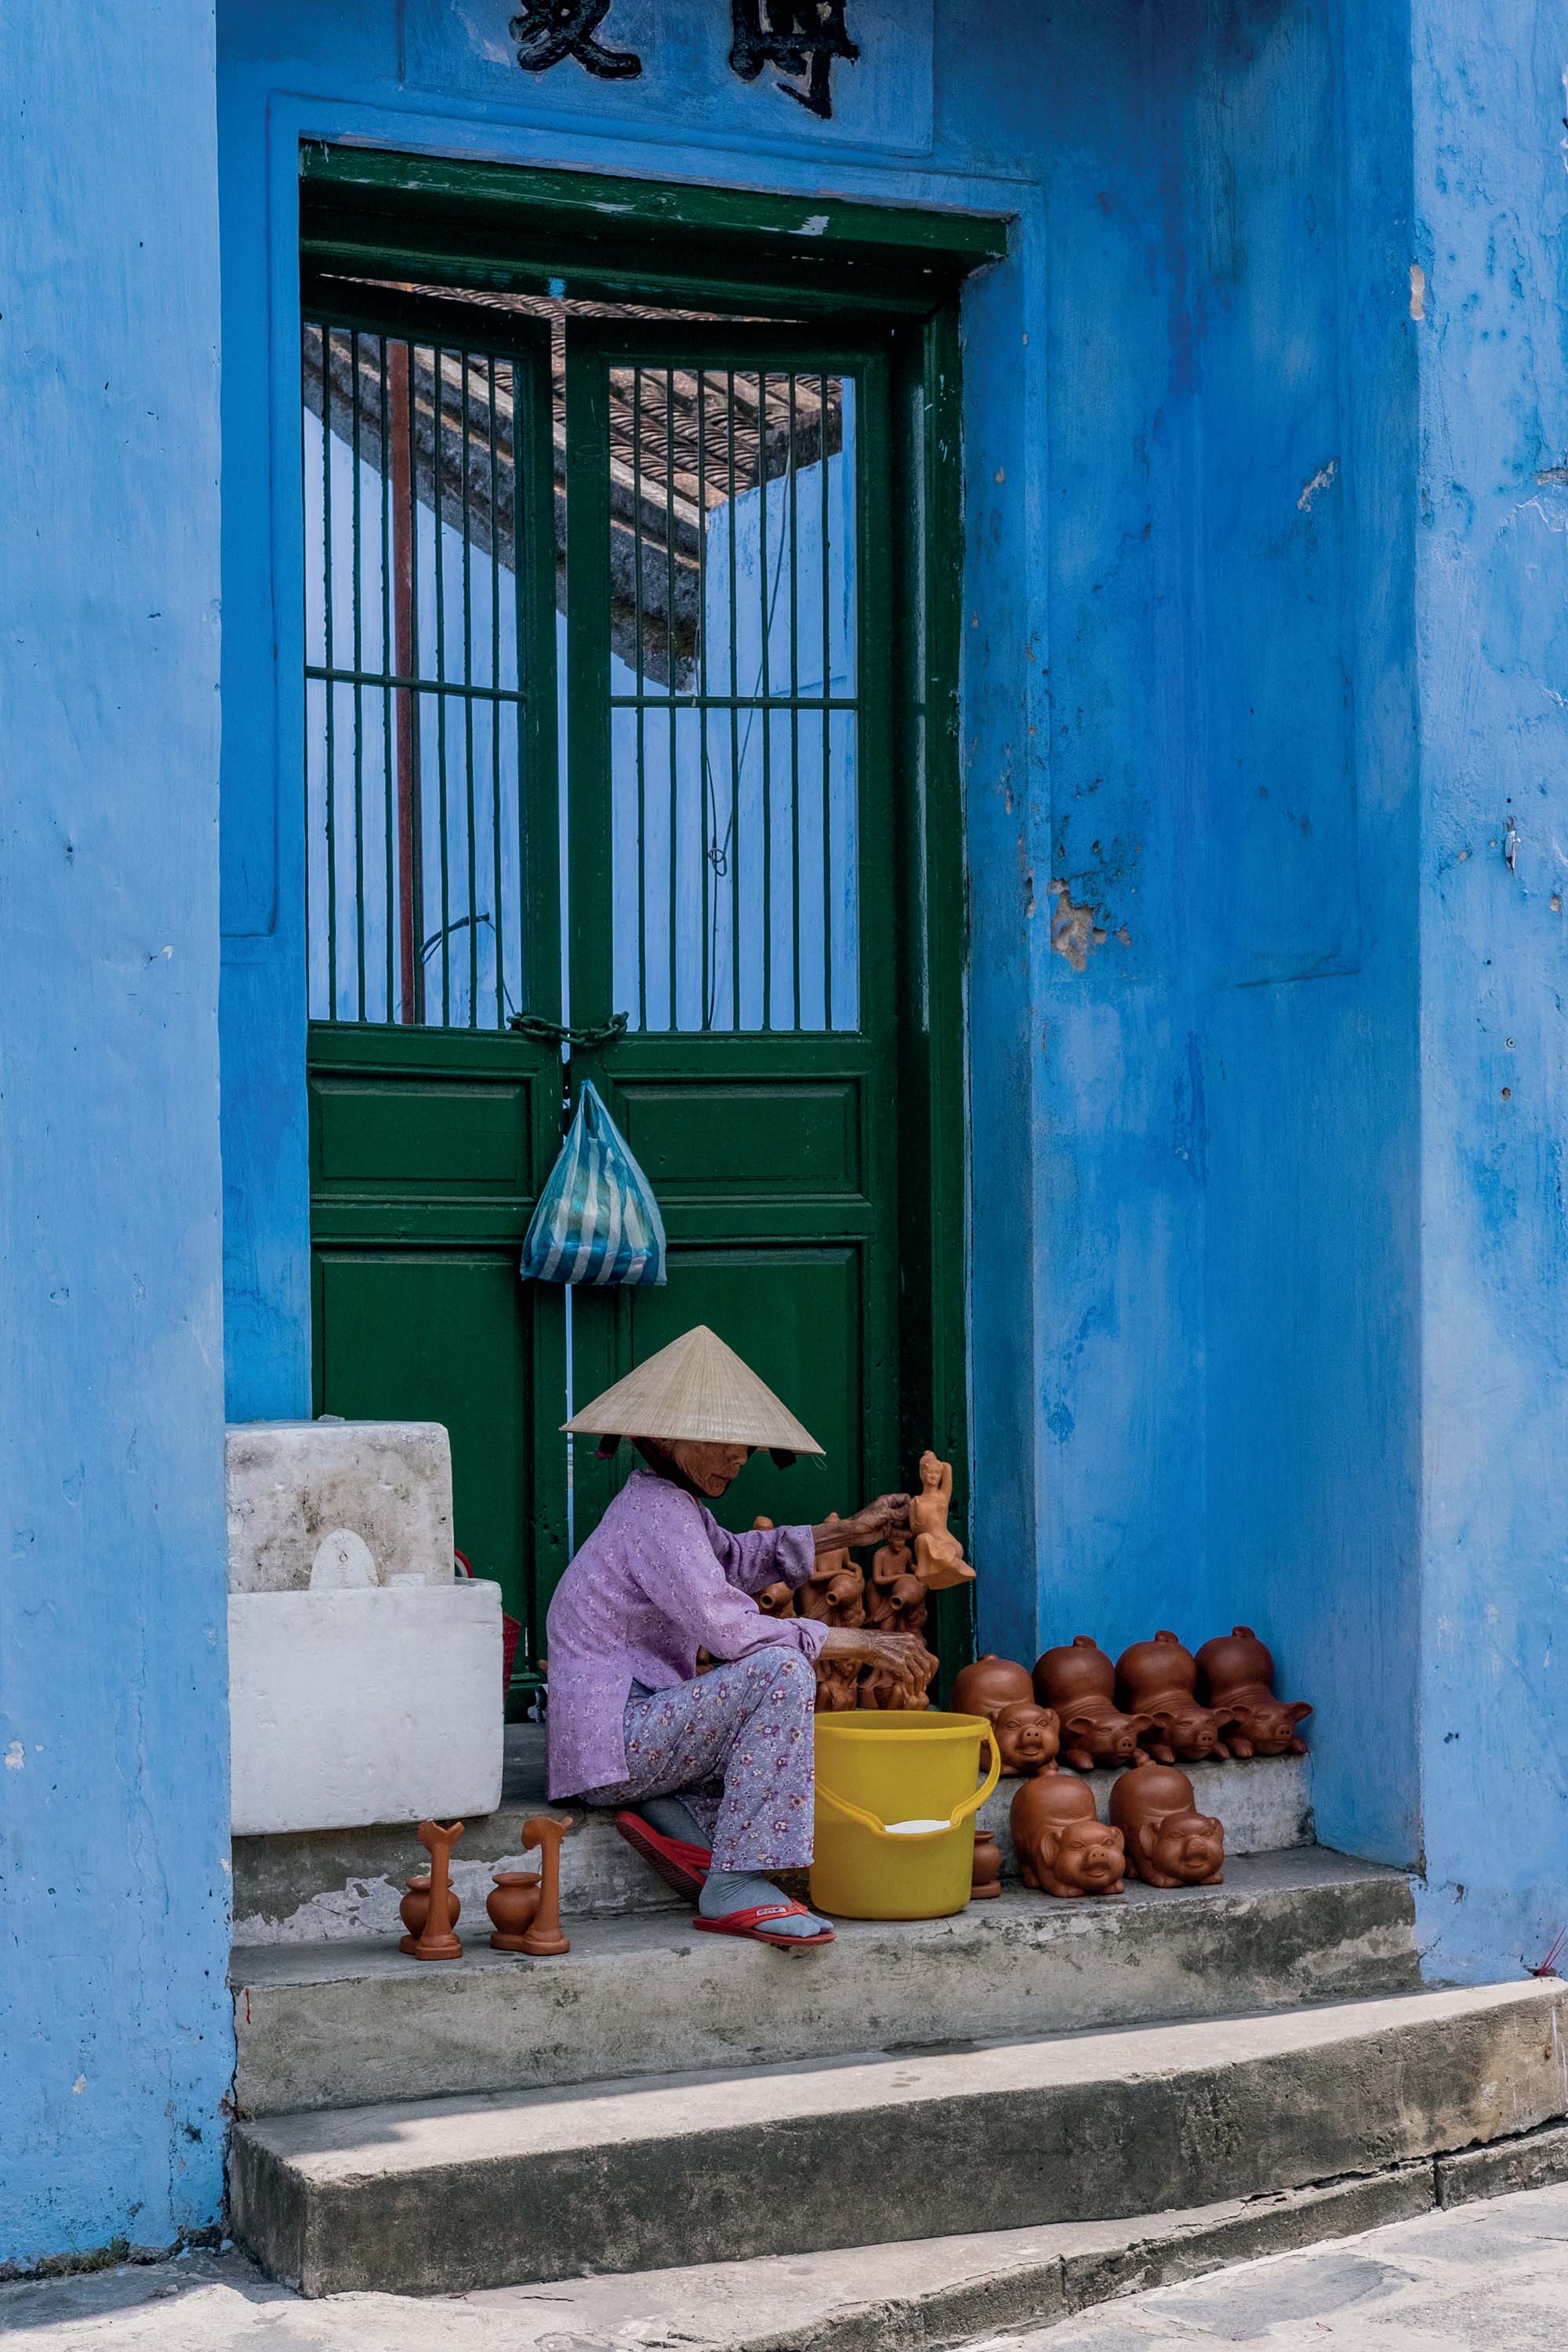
[299,143,1002,1675]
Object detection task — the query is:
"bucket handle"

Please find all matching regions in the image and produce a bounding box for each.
[815,1733,1002,1846]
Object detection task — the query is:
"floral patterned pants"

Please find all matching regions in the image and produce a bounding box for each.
[583,1650,817,1871]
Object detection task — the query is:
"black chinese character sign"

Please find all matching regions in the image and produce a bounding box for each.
[510,0,643,79]
[508,1,861,121]
[729,0,858,118]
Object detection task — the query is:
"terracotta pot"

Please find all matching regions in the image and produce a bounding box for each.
[487,1871,543,1950]
[971,1829,1003,1899]
[950,1655,1034,1722]
[398,1875,461,1953]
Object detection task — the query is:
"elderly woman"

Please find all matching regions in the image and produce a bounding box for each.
[546,1326,934,1948]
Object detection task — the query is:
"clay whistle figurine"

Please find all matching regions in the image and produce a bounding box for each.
[950,1654,1035,1722]
[859,1573,935,1709]
[1033,1636,1152,1772]
[1011,1775,1126,1898]
[868,1533,915,1595]
[756,1582,797,1618]
[971,1829,1003,1900]
[815,1655,866,1712]
[909,1452,977,1590]
[402,1820,465,1960]
[989,1700,1061,1777]
[1195,1627,1312,1758]
[517,1814,573,1955]
[1109,1765,1225,1888]
[800,1565,866,1626]
[1115,1630,1235,1765]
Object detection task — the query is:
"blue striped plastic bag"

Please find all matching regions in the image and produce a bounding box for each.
[520,1081,666,1287]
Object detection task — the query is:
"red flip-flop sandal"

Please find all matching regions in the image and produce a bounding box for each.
[691,1899,836,1952]
[615,1809,713,1902]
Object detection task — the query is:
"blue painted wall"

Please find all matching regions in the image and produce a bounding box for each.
[212,0,1564,1978]
[1410,2,1568,1979]
[0,5,234,2268]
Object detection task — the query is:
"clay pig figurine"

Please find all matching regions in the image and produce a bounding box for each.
[1033,1636,1152,1773]
[1108,1765,1225,1888]
[951,1654,1035,1723]
[989,1700,1061,1777]
[1011,1775,1127,1898]
[1115,1631,1235,1765]
[1195,1627,1312,1758]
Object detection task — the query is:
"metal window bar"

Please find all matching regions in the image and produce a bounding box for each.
[607,363,858,1036]
[303,319,532,1028]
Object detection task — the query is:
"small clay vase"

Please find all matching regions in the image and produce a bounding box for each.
[399,1876,461,1951]
[1194,1626,1312,1758]
[971,1829,1003,1900]
[951,1655,1035,1722]
[486,1871,543,1950]
[1108,1766,1225,1888]
[1011,1775,1126,1899]
[517,1814,573,1955]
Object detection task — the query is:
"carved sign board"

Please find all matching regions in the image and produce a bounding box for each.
[405,0,934,154]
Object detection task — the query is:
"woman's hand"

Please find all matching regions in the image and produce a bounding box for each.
[815,1492,910,1552]
[818,1627,936,1693]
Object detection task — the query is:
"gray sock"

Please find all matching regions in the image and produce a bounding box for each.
[638,1795,711,1850]
[698,1867,829,1939]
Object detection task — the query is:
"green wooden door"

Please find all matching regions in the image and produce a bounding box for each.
[560,324,902,1548]
[303,291,909,1664]
[302,287,568,1672]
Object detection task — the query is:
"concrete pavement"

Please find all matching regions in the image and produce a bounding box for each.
[5,2183,1568,2349]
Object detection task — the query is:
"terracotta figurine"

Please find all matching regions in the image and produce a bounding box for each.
[1195,1626,1312,1757]
[1033,1636,1152,1772]
[1108,1765,1225,1888]
[970,1829,1003,1900]
[1115,1630,1235,1765]
[800,1510,851,1604]
[517,1814,574,1955]
[402,1820,465,1961]
[867,1532,915,1597]
[909,1452,977,1590]
[1010,1775,1127,1898]
[800,1563,870,1711]
[858,1573,935,1708]
[750,1521,797,1617]
[950,1654,1035,1722]
[989,1699,1061,1777]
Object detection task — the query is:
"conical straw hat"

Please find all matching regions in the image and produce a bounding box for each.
[563,1325,823,1454]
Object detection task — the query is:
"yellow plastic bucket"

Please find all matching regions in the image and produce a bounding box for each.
[810,1711,1000,1919]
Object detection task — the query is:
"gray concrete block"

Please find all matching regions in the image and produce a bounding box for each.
[231,1849,1417,2117]
[1436,2118,1568,2208]
[230,1979,1568,2297]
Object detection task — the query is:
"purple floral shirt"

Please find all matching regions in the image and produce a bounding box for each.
[545,1468,824,1797]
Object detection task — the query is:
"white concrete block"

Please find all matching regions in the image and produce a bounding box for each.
[226,1421,455,1593]
[229,1584,504,1835]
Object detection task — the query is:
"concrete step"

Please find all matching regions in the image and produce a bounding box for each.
[230,1978,1568,2298]
[231,1846,1414,2118]
[230,1721,1314,1944]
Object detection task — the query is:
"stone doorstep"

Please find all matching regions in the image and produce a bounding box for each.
[229,1978,1568,2299]
[230,1848,1417,2118]
[13,2128,1568,2346]
[230,1726,1312,1944]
